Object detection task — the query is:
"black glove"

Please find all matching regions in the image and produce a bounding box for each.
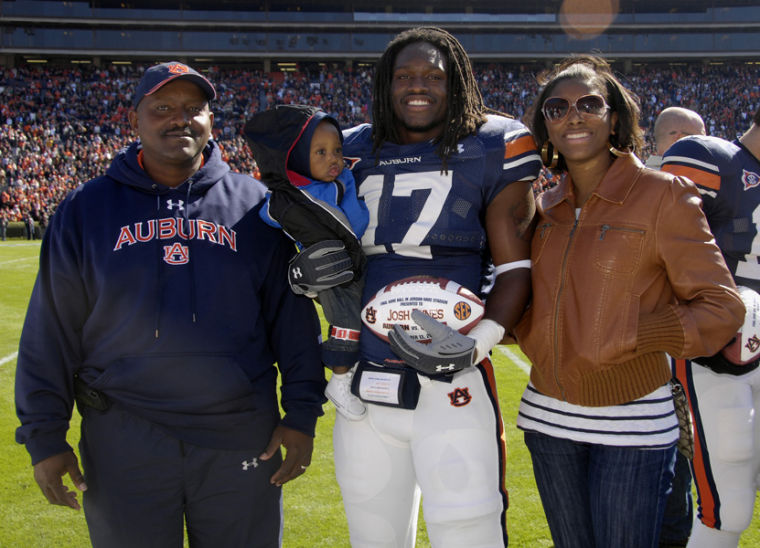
[288,240,354,298]
[388,309,475,376]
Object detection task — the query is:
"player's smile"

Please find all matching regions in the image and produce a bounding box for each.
[404,97,434,107]
[391,41,448,144]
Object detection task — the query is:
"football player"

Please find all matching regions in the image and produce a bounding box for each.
[661,106,760,548]
[294,26,541,547]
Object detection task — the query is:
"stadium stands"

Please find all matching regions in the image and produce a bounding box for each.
[1,61,758,226]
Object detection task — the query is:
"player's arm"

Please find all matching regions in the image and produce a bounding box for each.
[480,180,536,344]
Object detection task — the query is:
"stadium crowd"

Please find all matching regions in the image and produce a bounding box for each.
[1,61,759,227]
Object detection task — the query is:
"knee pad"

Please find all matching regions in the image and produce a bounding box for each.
[716,405,755,463]
[426,512,506,548]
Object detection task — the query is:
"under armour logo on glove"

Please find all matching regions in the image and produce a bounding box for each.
[288,240,354,299]
[389,309,476,377]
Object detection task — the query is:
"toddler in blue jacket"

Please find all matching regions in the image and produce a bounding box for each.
[245,105,368,420]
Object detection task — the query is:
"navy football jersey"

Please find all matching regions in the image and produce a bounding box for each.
[661,135,760,293]
[344,114,541,364]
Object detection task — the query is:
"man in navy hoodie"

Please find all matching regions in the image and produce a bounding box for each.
[15,61,325,547]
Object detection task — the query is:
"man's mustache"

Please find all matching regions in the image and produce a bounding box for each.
[163,127,196,137]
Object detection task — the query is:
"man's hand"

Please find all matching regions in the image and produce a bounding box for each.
[33,451,87,510]
[288,240,354,298]
[259,424,314,487]
[388,309,476,376]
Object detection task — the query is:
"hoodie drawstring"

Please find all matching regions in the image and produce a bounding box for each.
[154,192,162,338]
[185,182,198,324]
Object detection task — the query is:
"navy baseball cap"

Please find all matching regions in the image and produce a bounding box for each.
[132,61,216,107]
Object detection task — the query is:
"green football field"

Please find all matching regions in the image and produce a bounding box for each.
[1,240,758,547]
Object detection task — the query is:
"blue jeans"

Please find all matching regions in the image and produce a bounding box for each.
[659,450,693,545]
[524,431,676,548]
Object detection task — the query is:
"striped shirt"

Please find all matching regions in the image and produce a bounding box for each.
[516,382,678,448]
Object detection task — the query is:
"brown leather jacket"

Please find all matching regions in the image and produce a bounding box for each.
[514,153,744,406]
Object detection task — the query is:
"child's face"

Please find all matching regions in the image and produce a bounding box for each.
[309,121,343,182]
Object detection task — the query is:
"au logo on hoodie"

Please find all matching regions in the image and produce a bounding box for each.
[163,242,190,265]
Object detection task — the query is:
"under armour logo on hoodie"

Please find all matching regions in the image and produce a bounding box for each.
[167,199,184,211]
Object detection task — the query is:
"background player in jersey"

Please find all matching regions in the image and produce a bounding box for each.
[244,104,369,421]
[652,105,707,548]
[14,61,325,547]
[322,27,542,547]
[514,55,743,548]
[661,106,760,548]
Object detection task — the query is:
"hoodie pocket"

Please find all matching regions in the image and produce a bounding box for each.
[87,353,262,414]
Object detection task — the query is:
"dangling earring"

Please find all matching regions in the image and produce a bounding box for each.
[541,141,559,169]
[609,144,627,157]
[609,133,627,157]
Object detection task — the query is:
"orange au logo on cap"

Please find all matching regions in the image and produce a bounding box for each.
[167,63,190,75]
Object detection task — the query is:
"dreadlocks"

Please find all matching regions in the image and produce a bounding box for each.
[372,27,487,169]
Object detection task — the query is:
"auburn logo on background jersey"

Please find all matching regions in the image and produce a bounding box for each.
[448,387,472,407]
[746,334,760,354]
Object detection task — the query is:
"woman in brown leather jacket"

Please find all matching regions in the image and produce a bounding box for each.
[513,55,745,548]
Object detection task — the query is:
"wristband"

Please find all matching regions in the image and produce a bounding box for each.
[467,319,506,363]
[493,260,531,277]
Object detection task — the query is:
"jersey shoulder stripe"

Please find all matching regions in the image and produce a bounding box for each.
[662,163,721,191]
[479,115,541,184]
[661,135,740,192]
[504,131,538,160]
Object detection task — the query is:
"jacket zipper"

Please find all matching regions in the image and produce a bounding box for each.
[552,218,578,402]
[599,224,645,240]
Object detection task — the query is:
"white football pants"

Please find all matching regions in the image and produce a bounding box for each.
[675,361,760,548]
[333,363,508,548]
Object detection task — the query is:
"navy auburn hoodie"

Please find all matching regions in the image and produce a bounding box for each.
[15,140,325,465]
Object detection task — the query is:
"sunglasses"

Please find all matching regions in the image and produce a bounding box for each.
[542,94,610,123]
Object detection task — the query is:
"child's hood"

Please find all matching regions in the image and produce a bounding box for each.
[243,104,341,189]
